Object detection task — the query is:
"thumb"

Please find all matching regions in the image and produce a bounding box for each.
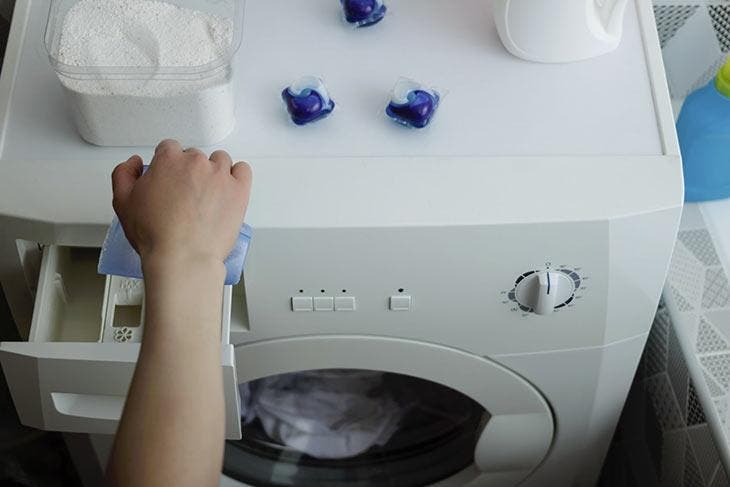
[111,155,144,215]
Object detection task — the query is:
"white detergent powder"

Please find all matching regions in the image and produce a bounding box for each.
[52,0,237,146]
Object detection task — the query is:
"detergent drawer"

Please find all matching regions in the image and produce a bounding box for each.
[0,245,241,438]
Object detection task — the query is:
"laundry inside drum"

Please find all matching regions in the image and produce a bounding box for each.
[225,370,487,487]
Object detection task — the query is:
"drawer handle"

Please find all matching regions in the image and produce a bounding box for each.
[51,393,124,421]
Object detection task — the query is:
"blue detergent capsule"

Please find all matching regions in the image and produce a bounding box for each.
[386,79,440,129]
[341,0,387,27]
[282,76,336,126]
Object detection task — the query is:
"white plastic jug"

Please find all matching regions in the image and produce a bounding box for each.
[493,0,628,63]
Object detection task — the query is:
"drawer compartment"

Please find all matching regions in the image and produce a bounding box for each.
[29,246,105,343]
[0,245,241,438]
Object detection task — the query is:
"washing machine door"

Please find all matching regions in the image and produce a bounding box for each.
[228,336,554,487]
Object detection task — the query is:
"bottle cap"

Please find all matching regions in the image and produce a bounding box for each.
[716,58,730,97]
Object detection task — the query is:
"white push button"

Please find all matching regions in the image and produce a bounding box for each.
[335,296,357,311]
[292,296,313,312]
[390,295,412,311]
[314,296,335,311]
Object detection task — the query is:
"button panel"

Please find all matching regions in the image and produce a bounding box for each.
[292,293,412,312]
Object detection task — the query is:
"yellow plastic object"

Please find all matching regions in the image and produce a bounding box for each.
[716,59,730,97]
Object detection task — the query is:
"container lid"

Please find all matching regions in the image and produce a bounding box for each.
[44,0,245,80]
[716,58,730,97]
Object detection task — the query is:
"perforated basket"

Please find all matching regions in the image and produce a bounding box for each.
[653,0,730,99]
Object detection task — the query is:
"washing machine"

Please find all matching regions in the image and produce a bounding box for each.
[0,1,680,486]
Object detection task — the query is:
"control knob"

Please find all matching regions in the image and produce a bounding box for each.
[514,271,576,315]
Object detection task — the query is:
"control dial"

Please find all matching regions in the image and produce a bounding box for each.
[514,271,576,315]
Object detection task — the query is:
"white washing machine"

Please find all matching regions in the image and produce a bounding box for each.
[0,1,681,486]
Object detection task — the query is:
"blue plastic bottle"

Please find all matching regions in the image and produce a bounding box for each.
[677,59,730,202]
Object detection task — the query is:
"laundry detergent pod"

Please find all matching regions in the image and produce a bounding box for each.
[341,0,387,27]
[386,78,440,129]
[282,76,336,126]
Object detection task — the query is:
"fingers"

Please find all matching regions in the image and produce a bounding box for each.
[232,161,252,186]
[155,139,182,156]
[210,150,233,168]
[111,155,144,213]
[152,139,248,185]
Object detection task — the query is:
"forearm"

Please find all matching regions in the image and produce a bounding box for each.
[106,256,226,487]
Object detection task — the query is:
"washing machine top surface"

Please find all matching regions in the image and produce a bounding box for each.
[0,0,678,232]
[2,0,661,163]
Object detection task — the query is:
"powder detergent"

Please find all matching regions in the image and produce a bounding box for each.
[51,0,239,146]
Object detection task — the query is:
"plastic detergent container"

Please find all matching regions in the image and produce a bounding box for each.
[677,59,730,202]
[44,0,244,146]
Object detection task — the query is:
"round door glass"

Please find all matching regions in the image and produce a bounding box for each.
[224,370,487,487]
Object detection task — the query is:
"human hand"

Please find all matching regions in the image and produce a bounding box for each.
[111,139,252,271]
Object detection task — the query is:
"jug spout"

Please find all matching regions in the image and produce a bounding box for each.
[493,0,628,63]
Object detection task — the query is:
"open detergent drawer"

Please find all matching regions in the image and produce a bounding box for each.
[0,245,241,438]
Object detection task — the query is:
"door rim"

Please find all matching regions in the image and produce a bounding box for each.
[233,335,554,483]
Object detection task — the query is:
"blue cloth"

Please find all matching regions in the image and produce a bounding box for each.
[98,217,252,285]
[677,79,730,202]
